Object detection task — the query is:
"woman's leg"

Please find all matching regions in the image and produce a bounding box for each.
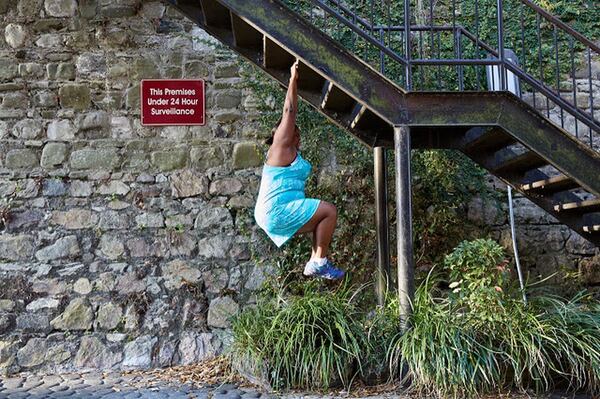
[296,201,337,259]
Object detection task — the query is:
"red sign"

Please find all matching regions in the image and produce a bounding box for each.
[141,79,205,126]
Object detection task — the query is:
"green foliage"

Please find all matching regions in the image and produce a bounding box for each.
[394,239,600,397]
[229,285,366,390]
[411,150,491,265]
[445,238,510,326]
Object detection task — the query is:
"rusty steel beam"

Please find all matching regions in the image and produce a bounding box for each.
[403,92,600,197]
[211,0,408,124]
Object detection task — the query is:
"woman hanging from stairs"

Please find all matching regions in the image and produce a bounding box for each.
[254,60,345,280]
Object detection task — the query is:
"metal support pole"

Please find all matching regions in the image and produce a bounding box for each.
[394,126,414,330]
[374,146,390,307]
[497,0,506,90]
[403,0,412,90]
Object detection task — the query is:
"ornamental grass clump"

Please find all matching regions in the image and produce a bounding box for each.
[229,287,366,391]
[394,238,600,397]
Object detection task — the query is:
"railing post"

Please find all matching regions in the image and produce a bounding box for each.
[404,0,412,90]
[497,0,506,90]
[374,146,390,307]
[394,126,414,330]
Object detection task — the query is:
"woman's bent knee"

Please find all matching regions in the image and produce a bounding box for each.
[321,201,337,218]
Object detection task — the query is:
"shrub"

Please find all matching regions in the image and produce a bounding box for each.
[229,286,366,391]
[394,239,600,397]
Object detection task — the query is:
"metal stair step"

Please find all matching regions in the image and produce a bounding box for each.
[231,13,263,53]
[583,225,600,233]
[463,127,517,154]
[200,0,232,30]
[492,151,548,175]
[321,82,355,114]
[521,174,579,194]
[264,36,295,71]
[554,198,600,213]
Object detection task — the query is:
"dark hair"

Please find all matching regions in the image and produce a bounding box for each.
[264,117,298,146]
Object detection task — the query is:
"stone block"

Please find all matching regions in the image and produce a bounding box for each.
[50,298,94,331]
[194,207,233,231]
[42,179,68,196]
[51,209,98,229]
[35,235,80,261]
[74,336,121,369]
[232,142,262,169]
[5,24,27,48]
[215,91,241,108]
[17,338,47,367]
[16,314,51,333]
[207,296,239,328]
[0,300,15,312]
[0,59,18,81]
[18,63,43,77]
[45,343,71,364]
[47,62,76,80]
[125,84,140,109]
[59,84,91,110]
[99,234,125,259]
[177,332,220,365]
[184,61,209,78]
[36,33,63,47]
[0,235,35,261]
[130,57,160,80]
[213,110,242,123]
[73,277,92,294]
[197,236,232,259]
[162,259,202,290]
[44,0,77,17]
[78,111,109,130]
[33,91,58,107]
[2,92,29,108]
[0,0,12,13]
[214,63,239,78]
[99,0,139,17]
[4,148,39,169]
[70,148,119,169]
[98,211,129,230]
[47,119,76,140]
[76,52,106,78]
[69,180,93,197]
[110,116,133,138]
[12,119,43,139]
[97,180,129,195]
[96,302,122,330]
[209,177,243,196]
[135,212,164,228]
[26,297,60,312]
[41,142,67,168]
[123,335,157,369]
[170,169,208,198]
[580,255,600,285]
[150,149,187,171]
[190,147,225,170]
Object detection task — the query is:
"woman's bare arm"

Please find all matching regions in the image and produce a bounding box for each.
[272,60,299,147]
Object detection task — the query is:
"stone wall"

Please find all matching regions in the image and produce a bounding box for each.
[0,0,270,374]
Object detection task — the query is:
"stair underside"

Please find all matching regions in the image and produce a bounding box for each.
[167,0,600,246]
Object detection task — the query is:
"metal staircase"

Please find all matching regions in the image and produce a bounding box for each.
[166,0,600,247]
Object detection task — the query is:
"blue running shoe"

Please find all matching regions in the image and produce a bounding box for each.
[303,259,345,280]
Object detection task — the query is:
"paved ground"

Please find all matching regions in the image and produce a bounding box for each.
[0,372,594,398]
[0,372,271,399]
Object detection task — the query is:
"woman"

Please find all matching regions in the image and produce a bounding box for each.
[254,60,345,280]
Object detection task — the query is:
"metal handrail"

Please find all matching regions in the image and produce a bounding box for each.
[517,0,600,54]
[284,0,600,150]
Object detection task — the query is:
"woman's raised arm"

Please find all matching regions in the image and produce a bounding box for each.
[272,60,299,147]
